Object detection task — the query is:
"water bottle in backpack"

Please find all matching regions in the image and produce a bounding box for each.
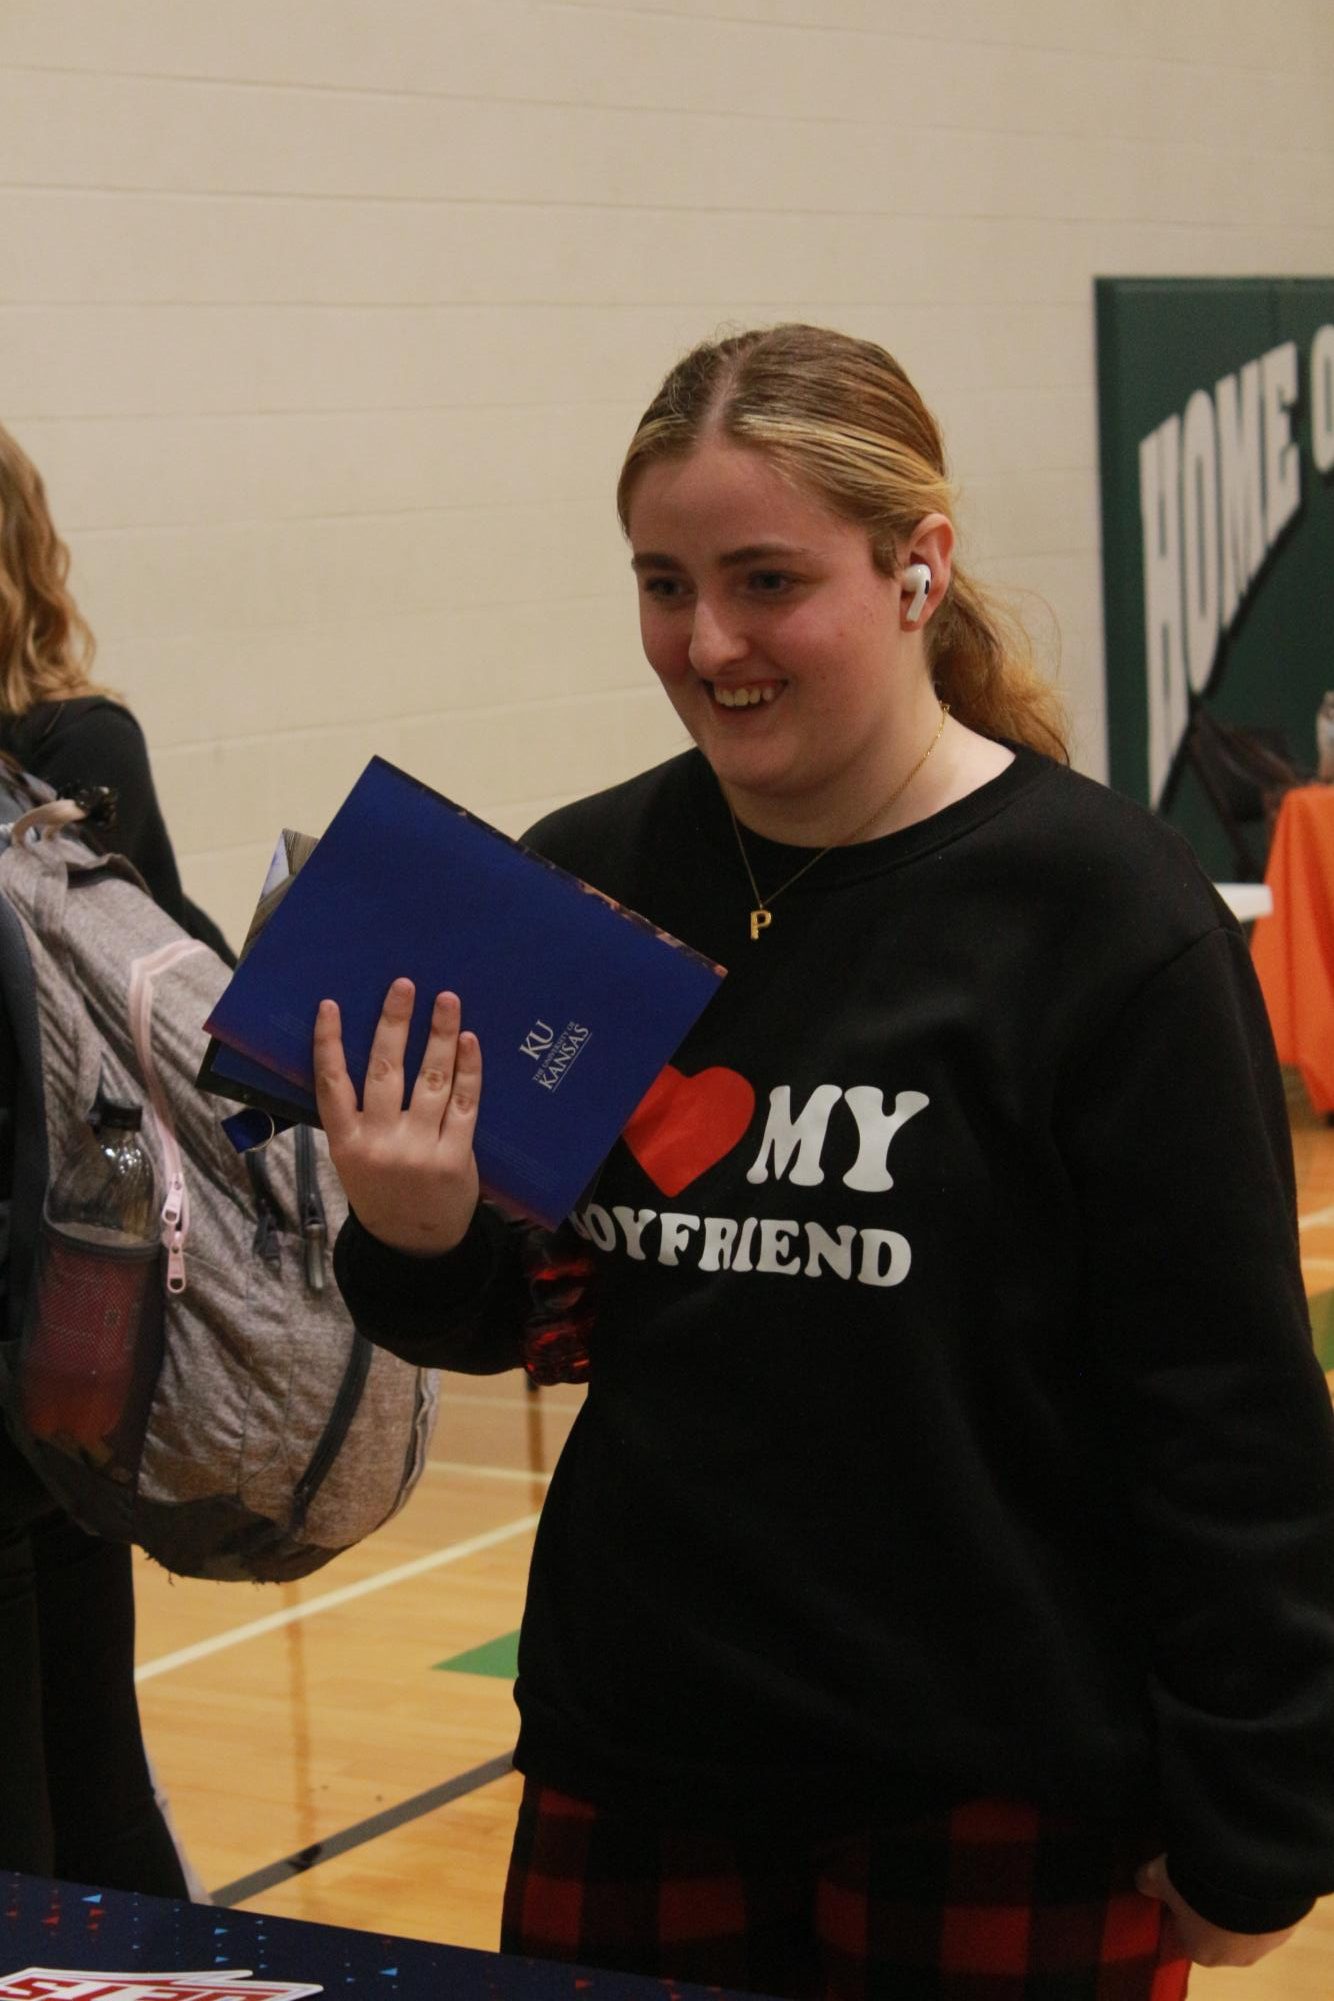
[49,1097,158,1241]
[18,1095,165,1475]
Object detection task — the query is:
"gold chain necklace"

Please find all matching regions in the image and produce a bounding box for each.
[727,701,950,940]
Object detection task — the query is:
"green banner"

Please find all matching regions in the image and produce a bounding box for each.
[1096,277,1334,877]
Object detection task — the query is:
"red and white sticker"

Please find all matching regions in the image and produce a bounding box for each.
[0,1971,322,2001]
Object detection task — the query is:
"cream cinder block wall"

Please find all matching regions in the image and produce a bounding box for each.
[2,0,1332,944]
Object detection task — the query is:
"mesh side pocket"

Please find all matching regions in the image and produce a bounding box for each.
[18,1215,164,1484]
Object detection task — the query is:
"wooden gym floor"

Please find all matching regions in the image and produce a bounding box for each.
[133,1071,1334,1998]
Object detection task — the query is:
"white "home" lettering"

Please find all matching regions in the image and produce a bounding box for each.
[1139,337,1308,805]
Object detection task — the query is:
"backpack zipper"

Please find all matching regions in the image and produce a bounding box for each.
[295,1122,328,1295]
[245,1149,286,1273]
[128,938,210,1294]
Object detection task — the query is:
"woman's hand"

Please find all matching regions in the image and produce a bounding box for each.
[1135,1855,1299,1967]
[313,978,482,1257]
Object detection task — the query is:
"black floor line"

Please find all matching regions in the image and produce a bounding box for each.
[210,1751,516,1907]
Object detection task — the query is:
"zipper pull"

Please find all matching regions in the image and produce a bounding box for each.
[303,1214,327,1295]
[244,1152,283,1274]
[161,1171,187,1294]
[253,1200,282,1273]
[296,1125,328,1296]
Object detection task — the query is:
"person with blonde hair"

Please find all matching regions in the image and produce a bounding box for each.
[0,422,228,953]
[0,420,213,1892]
[320,326,1334,1999]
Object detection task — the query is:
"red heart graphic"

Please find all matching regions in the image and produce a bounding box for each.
[622,1064,756,1197]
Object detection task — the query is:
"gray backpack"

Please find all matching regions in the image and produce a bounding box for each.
[0,772,439,1581]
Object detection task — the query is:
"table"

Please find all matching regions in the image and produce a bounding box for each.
[0,1874,764,2001]
[1250,785,1334,1113]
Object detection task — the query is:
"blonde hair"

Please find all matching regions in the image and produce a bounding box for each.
[0,423,112,718]
[617,325,1067,761]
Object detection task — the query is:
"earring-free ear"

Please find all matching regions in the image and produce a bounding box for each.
[902,562,931,625]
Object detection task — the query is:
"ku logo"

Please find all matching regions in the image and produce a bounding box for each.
[520,1017,593,1092]
[519,1019,554,1061]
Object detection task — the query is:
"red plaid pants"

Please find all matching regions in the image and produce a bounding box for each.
[501,1779,1191,2000]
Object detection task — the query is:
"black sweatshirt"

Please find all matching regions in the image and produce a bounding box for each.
[336,743,1334,1935]
[0,697,232,960]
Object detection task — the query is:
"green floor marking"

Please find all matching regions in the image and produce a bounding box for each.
[1310,1291,1334,1373]
[434,1631,520,1678]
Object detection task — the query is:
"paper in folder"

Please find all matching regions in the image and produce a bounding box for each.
[201,757,726,1226]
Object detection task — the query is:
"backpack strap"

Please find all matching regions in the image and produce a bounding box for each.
[9,798,88,846]
[10,815,97,947]
[0,897,49,1344]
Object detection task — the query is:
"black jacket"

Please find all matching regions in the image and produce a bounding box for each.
[0,697,231,960]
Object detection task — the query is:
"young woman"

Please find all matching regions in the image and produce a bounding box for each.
[0,422,230,956]
[317,326,1334,2000]
[0,420,206,1894]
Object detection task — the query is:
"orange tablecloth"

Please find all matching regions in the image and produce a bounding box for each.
[1251,785,1334,1113]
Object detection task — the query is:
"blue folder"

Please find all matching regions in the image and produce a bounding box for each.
[203,757,725,1225]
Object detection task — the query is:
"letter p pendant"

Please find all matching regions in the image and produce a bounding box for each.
[749,907,772,941]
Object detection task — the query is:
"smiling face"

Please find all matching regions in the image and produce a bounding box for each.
[627,436,938,840]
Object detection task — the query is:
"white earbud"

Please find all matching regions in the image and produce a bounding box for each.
[902,562,932,625]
